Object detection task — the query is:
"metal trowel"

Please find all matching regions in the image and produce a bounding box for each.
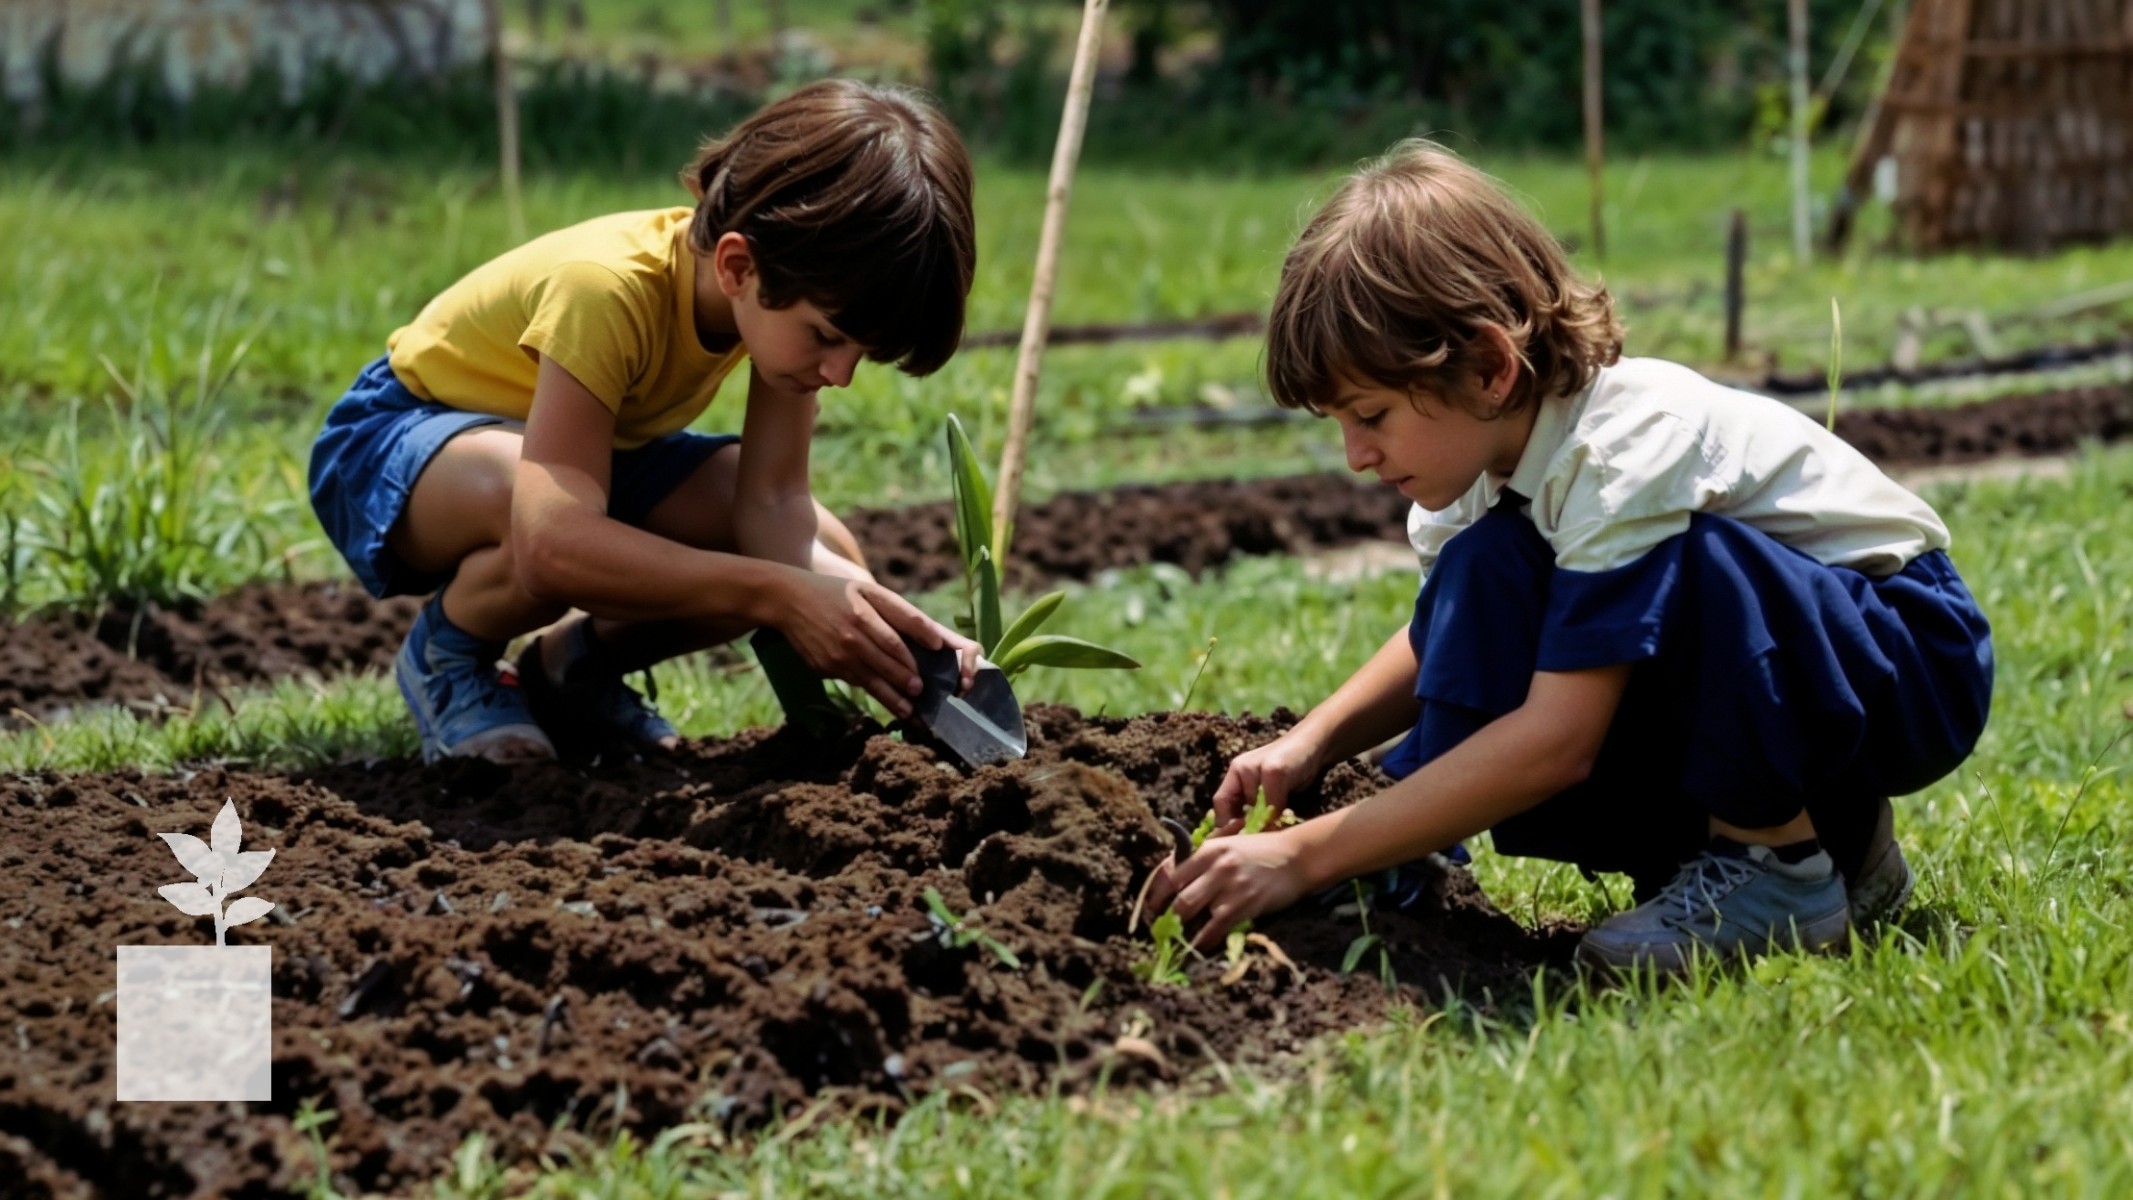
[750,627,1027,768]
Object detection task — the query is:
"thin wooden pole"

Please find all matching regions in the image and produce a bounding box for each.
[485,0,525,244]
[1724,208,1748,361]
[1788,0,1813,266]
[990,0,1107,563]
[1581,0,1605,260]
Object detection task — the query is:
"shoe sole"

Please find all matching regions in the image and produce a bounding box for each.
[1575,905,1853,975]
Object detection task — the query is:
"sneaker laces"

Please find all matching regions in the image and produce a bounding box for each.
[424,643,524,718]
[1654,852,1763,928]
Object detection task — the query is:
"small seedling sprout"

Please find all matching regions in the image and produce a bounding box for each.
[1134,908,1195,987]
[921,887,1023,970]
[1340,878,1397,992]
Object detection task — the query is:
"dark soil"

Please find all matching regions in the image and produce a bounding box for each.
[0,582,423,728]
[0,708,1577,1198]
[6,381,2129,727]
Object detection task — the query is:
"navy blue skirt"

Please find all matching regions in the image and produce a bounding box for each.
[308,356,737,599]
[1379,508,1994,877]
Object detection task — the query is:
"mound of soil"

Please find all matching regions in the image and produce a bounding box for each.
[0,708,1574,1198]
[5,379,2129,727]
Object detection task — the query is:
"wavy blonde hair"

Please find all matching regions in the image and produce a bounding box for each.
[1266,140,1622,417]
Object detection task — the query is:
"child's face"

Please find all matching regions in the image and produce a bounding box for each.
[735,291,867,400]
[708,234,868,400]
[1327,378,1532,511]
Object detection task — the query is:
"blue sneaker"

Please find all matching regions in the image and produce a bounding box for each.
[394,596,554,764]
[1576,841,1850,974]
[512,622,678,757]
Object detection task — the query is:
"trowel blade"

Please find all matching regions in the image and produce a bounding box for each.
[906,637,1028,767]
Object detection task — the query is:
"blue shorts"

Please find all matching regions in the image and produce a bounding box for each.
[308,355,738,599]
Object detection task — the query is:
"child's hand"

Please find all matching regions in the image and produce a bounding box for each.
[1146,829,1311,951]
[783,574,955,717]
[1211,733,1325,835]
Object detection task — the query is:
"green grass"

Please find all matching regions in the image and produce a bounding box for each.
[9,142,2132,413]
[10,140,2131,615]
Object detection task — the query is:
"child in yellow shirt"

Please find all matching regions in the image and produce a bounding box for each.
[310,80,980,763]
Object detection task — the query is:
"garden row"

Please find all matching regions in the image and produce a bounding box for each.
[0,708,1573,1197]
[5,381,2128,727]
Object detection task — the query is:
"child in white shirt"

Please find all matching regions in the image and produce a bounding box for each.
[1148,141,1993,973]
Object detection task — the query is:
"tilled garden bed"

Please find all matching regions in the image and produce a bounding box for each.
[4,380,2129,727]
[0,708,1574,1198]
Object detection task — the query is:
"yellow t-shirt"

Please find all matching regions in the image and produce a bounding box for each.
[387,207,747,449]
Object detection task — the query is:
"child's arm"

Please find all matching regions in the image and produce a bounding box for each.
[1154,661,1633,948]
[1210,628,1420,828]
[513,356,947,715]
[730,367,822,570]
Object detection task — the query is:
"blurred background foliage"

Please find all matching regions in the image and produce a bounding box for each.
[3,0,1893,170]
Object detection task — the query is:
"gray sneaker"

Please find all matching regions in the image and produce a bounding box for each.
[1577,842,1851,974]
[1842,799,1914,926]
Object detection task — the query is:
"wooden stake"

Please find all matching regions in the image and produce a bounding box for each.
[1724,208,1747,362]
[1788,0,1813,266]
[990,0,1107,562]
[1581,0,1606,260]
[485,0,525,244]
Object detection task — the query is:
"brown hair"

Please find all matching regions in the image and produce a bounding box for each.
[1265,139,1622,417]
[681,79,976,376]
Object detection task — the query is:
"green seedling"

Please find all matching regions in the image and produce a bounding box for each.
[1340,878,1397,992]
[921,887,1023,970]
[944,415,1140,680]
[294,1097,346,1200]
[1135,908,1195,987]
[1187,786,1279,851]
[1189,807,1217,849]
[1148,787,1289,975]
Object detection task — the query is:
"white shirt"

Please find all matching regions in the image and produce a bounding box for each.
[1407,357,1949,579]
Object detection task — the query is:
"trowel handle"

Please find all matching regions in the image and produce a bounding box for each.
[750,628,837,733]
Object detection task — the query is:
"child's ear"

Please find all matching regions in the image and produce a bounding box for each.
[712,231,756,299]
[1474,323,1521,407]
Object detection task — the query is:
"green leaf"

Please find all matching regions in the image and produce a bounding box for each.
[1341,932,1383,975]
[945,415,993,579]
[974,547,1003,653]
[992,590,1065,665]
[994,634,1142,676]
[1190,808,1217,849]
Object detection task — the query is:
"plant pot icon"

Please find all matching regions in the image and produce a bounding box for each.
[116,800,276,1102]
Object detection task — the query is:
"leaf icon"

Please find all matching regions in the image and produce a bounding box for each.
[158,832,225,884]
[210,799,243,859]
[223,897,275,928]
[220,849,275,896]
[159,882,219,917]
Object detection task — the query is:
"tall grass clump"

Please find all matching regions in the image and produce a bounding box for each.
[13,292,300,618]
